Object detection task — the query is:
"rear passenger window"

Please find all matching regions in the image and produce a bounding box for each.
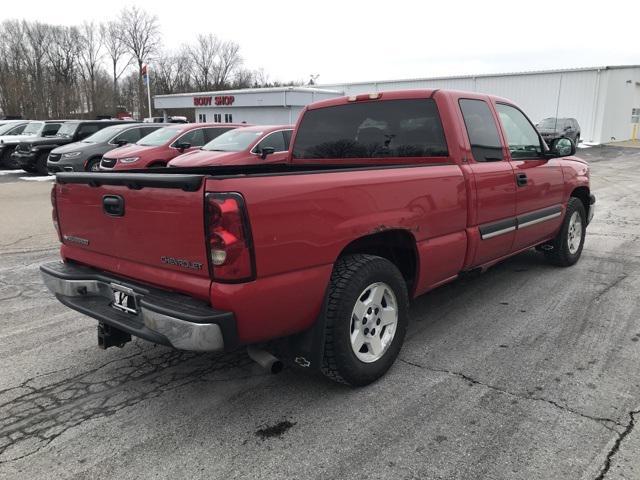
[42,123,61,136]
[292,99,448,159]
[459,99,503,162]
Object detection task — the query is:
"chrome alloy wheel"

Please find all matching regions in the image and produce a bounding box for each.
[350,282,398,363]
[567,211,583,254]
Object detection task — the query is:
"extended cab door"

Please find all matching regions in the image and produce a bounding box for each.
[494,103,564,251]
[457,97,517,266]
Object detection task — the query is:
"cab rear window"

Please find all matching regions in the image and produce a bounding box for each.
[292,98,448,159]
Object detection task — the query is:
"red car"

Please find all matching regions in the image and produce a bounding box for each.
[100,123,244,170]
[168,125,293,167]
[43,89,594,386]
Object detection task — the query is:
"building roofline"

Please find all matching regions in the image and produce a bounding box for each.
[316,64,640,88]
[154,86,342,99]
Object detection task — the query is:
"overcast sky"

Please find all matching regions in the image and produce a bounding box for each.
[2,0,638,85]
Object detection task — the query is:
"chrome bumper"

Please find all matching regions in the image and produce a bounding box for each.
[40,262,235,352]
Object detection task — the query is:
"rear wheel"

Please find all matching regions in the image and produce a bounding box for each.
[544,197,586,266]
[320,254,409,386]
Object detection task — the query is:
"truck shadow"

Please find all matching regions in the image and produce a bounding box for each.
[0,249,563,463]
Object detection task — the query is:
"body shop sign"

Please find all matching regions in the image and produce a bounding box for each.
[193,96,235,106]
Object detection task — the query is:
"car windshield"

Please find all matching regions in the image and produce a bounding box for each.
[22,122,43,135]
[82,125,124,143]
[136,127,182,146]
[538,118,563,129]
[56,123,79,138]
[202,129,263,152]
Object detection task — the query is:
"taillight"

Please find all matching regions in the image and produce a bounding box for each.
[51,185,62,242]
[205,192,255,282]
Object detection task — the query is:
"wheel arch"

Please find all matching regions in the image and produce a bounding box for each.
[570,186,590,218]
[337,229,419,295]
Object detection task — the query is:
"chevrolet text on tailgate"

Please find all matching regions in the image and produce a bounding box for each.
[41,89,595,386]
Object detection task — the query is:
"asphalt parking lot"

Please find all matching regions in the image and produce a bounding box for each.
[1,145,640,479]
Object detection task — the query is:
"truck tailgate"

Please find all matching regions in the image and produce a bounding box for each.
[54,173,211,290]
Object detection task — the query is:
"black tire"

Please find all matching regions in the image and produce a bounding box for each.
[35,153,49,175]
[22,164,37,174]
[85,158,101,172]
[544,197,586,267]
[0,149,15,169]
[320,254,409,386]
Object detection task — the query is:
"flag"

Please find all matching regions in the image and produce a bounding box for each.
[141,64,149,85]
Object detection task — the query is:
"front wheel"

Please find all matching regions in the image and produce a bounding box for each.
[85,158,101,172]
[320,254,409,386]
[544,197,586,266]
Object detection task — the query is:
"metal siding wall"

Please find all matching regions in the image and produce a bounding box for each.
[599,67,640,142]
[324,71,604,142]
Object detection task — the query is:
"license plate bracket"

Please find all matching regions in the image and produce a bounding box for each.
[110,283,138,314]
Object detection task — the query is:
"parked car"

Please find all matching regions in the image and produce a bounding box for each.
[536,117,581,146]
[42,89,594,386]
[169,125,294,167]
[143,116,188,123]
[47,123,164,173]
[12,120,130,175]
[0,120,64,169]
[100,123,244,170]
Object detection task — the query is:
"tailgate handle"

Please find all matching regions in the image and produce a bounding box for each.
[103,195,125,216]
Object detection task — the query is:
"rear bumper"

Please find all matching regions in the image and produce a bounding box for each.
[40,261,237,352]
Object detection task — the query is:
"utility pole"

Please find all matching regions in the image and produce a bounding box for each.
[142,63,152,119]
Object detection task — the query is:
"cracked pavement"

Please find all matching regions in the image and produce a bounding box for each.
[1,146,640,479]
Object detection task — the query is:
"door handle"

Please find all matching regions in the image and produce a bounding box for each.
[516,173,528,187]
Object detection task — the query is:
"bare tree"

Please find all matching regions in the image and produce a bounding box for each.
[0,21,27,117]
[212,40,242,89]
[100,21,131,114]
[154,48,193,95]
[119,6,160,118]
[78,22,103,117]
[46,25,82,117]
[187,33,219,91]
[23,21,50,118]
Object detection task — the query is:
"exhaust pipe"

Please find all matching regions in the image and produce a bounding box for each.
[247,346,283,374]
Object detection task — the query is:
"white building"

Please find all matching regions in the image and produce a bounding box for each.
[154,65,640,144]
[153,87,341,126]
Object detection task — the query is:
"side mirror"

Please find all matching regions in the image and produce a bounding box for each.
[115,139,129,146]
[175,141,191,151]
[260,146,275,160]
[550,137,575,157]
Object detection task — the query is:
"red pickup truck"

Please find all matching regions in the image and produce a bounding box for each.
[41,89,595,386]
